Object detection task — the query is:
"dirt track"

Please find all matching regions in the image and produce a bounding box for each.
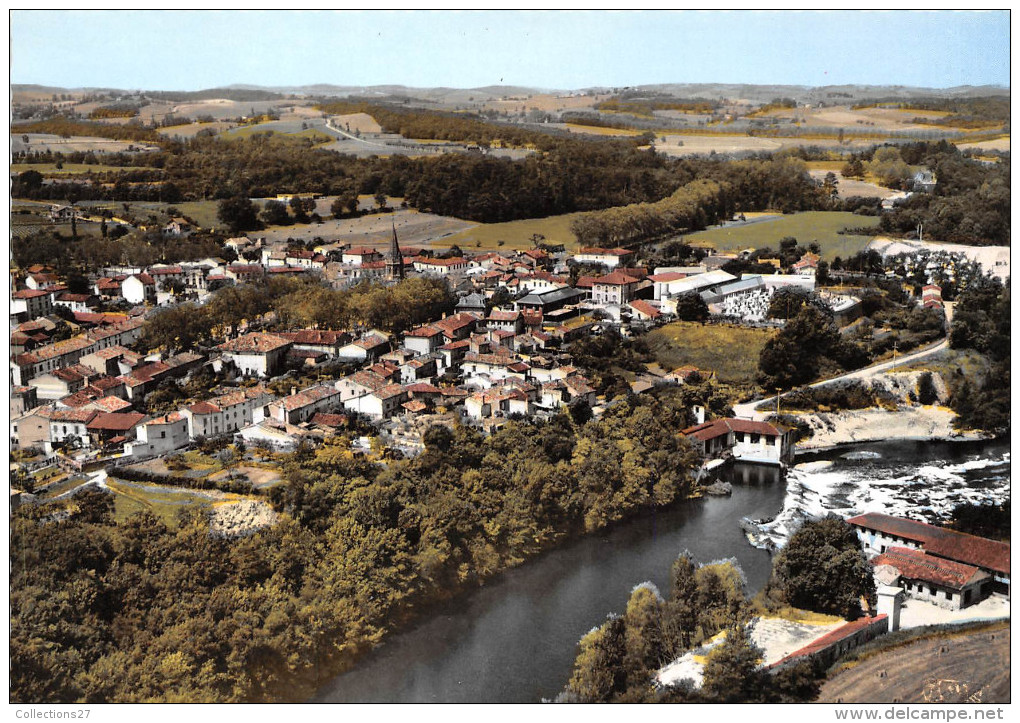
[817,627,1010,704]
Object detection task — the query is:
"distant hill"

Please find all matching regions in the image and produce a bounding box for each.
[13,82,1008,107]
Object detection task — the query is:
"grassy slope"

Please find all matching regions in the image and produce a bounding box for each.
[686,211,881,261]
[645,321,775,386]
[439,211,587,251]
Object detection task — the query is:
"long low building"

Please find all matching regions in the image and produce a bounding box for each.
[847,512,1010,598]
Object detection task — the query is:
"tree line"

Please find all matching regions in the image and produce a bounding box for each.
[142,275,458,353]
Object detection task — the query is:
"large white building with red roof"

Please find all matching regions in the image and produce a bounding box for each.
[846,512,1010,598]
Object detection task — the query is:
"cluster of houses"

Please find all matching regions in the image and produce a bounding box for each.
[9,227,863,471]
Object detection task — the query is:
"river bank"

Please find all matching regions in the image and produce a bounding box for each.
[793,404,988,453]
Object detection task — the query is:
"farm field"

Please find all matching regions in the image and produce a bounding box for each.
[817,624,1009,704]
[259,204,477,248]
[156,121,237,138]
[686,211,882,261]
[73,199,224,229]
[11,162,158,175]
[954,135,1010,152]
[11,133,160,154]
[752,104,955,132]
[330,112,383,133]
[806,170,898,199]
[553,122,643,137]
[645,321,775,386]
[439,211,587,251]
[480,92,609,113]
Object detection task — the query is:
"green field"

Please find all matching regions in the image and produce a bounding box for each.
[646,321,776,386]
[686,211,882,261]
[106,477,242,526]
[440,211,585,251]
[76,199,224,229]
[11,163,158,175]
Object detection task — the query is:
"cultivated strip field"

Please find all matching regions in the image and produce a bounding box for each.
[817,626,1010,704]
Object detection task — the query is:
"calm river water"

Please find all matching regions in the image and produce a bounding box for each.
[314,462,784,703]
[314,438,1008,703]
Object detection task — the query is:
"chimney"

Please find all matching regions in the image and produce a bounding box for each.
[291,387,297,396]
[693,404,706,425]
[877,584,903,633]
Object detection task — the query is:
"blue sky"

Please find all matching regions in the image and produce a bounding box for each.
[10,10,1010,90]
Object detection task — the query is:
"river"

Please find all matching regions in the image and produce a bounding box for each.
[314,439,1008,704]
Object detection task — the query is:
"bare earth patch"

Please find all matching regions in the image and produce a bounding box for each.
[818,626,1009,704]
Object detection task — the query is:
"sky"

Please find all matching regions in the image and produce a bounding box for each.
[10,10,1011,91]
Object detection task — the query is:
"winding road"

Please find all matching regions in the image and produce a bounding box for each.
[733,302,954,421]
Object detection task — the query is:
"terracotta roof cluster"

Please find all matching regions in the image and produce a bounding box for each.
[847,512,1010,575]
[433,313,479,336]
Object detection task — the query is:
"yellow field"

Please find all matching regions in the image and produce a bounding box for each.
[11,163,157,175]
[563,123,644,137]
[438,211,586,251]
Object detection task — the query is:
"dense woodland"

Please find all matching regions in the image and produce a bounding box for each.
[946,276,1011,433]
[11,392,702,703]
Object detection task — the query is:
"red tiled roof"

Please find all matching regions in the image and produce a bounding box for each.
[188,401,220,415]
[434,313,479,334]
[374,384,407,400]
[405,383,443,394]
[218,332,292,354]
[846,512,1010,575]
[775,615,887,665]
[87,412,146,432]
[649,272,688,283]
[682,417,786,442]
[12,289,50,299]
[595,271,640,286]
[51,408,98,423]
[405,325,444,338]
[310,412,348,428]
[629,300,661,318]
[488,310,521,322]
[873,547,985,590]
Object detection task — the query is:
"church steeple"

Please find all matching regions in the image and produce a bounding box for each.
[386,220,404,281]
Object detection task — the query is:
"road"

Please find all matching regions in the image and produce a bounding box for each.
[733,303,954,421]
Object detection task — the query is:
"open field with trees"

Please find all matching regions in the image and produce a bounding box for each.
[686,211,882,261]
[646,321,776,387]
[440,211,585,250]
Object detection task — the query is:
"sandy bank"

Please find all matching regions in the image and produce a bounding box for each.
[794,405,987,452]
